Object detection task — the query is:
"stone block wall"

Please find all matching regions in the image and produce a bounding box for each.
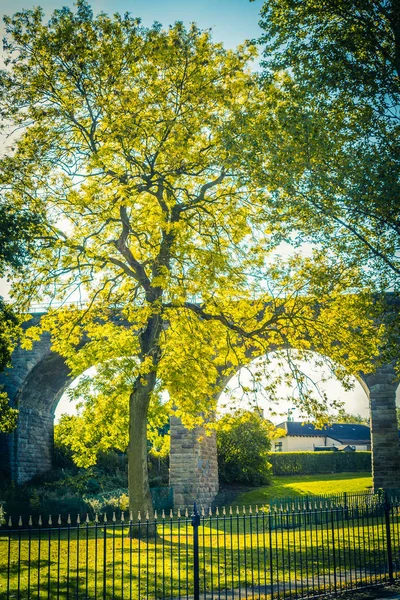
[365,363,400,491]
[10,407,54,484]
[169,416,219,510]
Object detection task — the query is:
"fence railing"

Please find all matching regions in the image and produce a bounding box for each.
[1,492,400,600]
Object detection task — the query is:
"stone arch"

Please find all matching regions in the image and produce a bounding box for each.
[170,349,400,507]
[0,314,74,483]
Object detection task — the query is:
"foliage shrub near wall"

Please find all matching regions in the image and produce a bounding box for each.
[269,451,371,475]
[216,410,273,486]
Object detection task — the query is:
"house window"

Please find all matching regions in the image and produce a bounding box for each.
[275,442,283,452]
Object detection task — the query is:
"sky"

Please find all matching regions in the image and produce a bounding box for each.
[0,0,264,51]
[1,0,393,423]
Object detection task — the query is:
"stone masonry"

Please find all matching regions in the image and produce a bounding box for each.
[169,415,219,509]
[364,363,400,490]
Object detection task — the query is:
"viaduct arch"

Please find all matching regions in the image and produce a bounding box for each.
[0,309,399,508]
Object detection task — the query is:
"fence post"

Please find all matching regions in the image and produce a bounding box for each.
[384,491,394,583]
[192,503,201,600]
[331,508,337,595]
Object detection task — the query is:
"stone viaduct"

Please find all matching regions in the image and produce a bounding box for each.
[0,306,399,508]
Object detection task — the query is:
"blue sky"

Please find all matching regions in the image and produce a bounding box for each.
[1,0,264,50]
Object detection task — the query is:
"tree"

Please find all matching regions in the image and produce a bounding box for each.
[1,1,384,516]
[247,0,400,291]
[0,202,41,432]
[216,409,278,486]
[0,203,42,276]
[331,411,369,426]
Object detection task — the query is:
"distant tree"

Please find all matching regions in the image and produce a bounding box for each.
[216,410,279,486]
[332,411,369,426]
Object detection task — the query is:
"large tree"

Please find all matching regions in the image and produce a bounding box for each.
[247,0,400,292]
[1,1,383,515]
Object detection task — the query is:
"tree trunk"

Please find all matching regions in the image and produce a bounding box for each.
[127,373,155,524]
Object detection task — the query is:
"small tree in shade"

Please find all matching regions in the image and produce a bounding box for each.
[216,410,278,486]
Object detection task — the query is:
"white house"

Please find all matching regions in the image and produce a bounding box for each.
[273,421,371,452]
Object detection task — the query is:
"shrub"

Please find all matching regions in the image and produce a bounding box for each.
[269,451,372,475]
[216,410,273,486]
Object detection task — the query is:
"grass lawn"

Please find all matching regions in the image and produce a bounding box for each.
[234,472,373,507]
[0,501,393,599]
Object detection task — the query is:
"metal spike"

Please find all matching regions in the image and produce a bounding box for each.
[112,512,116,523]
[138,511,141,521]
[236,506,239,515]
[208,507,212,516]
[146,510,149,521]
[8,517,12,527]
[48,516,52,526]
[103,513,107,523]
[223,507,226,515]
[162,510,165,519]
[256,505,259,514]
[229,506,233,515]
[58,515,62,525]
[249,506,252,514]
[95,513,99,523]
[121,512,125,523]
[67,514,71,525]
[216,507,219,516]
[29,516,33,526]
[129,511,133,522]
[77,514,80,524]
[38,516,42,526]
[185,508,188,518]
[177,509,181,518]
[170,509,173,518]
[86,514,90,524]
[201,507,205,517]
[18,516,22,526]
[154,510,158,520]
[243,506,246,514]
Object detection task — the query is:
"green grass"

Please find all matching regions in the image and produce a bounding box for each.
[234,472,373,507]
[2,472,387,599]
[0,508,394,599]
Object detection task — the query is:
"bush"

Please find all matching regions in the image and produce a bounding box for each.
[269,451,372,475]
[216,410,273,486]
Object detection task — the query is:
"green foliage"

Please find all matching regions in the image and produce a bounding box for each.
[255,0,400,289]
[332,411,369,426]
[0,391,18,433]
[0,203,43,277]
[269,451,372,476]
[0,298,21,433]
[216,410,273,486]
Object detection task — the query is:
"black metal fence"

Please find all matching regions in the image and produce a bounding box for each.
[1,491,400,600]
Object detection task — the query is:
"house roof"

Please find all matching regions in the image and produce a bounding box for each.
[276,421,372,444]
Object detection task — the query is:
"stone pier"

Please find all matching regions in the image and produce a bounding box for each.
[169,416,219,509]
[364,363,400,491]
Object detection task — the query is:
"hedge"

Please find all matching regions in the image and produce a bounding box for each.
[269,451,371,475]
